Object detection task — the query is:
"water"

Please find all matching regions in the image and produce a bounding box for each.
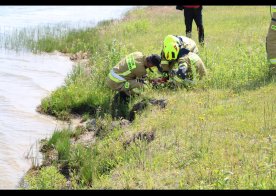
[0,6,135,189]
[0,6,133,32]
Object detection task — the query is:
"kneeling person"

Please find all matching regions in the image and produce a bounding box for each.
[106,51,161,97]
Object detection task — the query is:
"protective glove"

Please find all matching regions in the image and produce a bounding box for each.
[137,78,146,84]
[176,65,187,80]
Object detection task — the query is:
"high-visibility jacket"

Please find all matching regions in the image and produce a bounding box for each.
[161,52,207,81]
[108,52,147,82]
[106,52,148,96]
[272,5,276,13]
[178,52,207,80]
[267,6,276,66]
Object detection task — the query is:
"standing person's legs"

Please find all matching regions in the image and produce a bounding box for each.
[267,13,276,75]
[194,7,204,45]
[184,8,193,38]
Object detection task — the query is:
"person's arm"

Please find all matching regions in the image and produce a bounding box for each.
[173,57,189,81]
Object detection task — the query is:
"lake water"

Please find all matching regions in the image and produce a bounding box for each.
[0,6,135,189]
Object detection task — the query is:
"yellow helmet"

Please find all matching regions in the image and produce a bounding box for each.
[163,35,180,60]
[164,35,179,45]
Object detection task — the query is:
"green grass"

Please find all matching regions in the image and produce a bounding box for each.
[22,6,276,189]
[26,6,268,120]
[24,166,67,189]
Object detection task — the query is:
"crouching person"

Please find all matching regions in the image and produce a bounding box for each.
[169,51,207,85]
[106,52,161,119]
[159,33,207,87]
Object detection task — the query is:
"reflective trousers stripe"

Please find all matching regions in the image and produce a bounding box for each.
[270,58,276,65]
[161,60,169,65]
[119,69,132,76]
[108,70,126,83]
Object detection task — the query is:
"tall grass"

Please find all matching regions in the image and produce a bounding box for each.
[40,38,128,119]
[1,23,73,52]
[7,6,270,119]
[22,6,276,189]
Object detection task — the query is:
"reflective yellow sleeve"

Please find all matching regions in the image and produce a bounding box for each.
[272,6,276,12]
[269,58,276,65]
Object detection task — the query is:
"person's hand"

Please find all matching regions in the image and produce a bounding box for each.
[137,78,146,84]
[169,69,177,77]
[176,65,187,80]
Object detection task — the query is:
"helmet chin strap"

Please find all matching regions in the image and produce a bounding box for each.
[148,67,154,73]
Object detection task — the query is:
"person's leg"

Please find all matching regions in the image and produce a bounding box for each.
[107,79,129,119]
[194,7,204,45]
[111,91,130,119]
[128,79,145,96]
[195,58,207,80]
[184,8,193,38]
[267,12,276,76]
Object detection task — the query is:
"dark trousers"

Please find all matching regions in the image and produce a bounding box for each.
[183,7,204,44]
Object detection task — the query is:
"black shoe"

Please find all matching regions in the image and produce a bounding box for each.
[199,41,205,47]
[111,92,130,119]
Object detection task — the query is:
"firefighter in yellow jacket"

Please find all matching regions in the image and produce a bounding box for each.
[159,35,207,84]
[161,35,199,58]
[106,52,161,97]
[267,6,276,75]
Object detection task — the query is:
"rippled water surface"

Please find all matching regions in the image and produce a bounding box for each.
[0,6,134,189]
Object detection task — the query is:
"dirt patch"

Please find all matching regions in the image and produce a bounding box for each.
[129,98,167,122]
[123,130,156,149]
[69,51,90,68]
[71,131,96,147]
[47,50,90,66]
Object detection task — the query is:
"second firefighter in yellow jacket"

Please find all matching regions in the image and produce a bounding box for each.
[106,52,161,97]
[267,6,276,75]
[160,35,207,84]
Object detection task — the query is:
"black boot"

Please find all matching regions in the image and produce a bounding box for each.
[186,31,192,38]
[198,25,204,46]
[111,92,130,119]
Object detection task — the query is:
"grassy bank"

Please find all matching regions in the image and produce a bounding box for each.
[20,6,275,189]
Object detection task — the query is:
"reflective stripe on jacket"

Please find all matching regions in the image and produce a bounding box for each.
[108,70,126,83]
[272,6,276,12]
[270,58,276,65]
[108,52,147,83]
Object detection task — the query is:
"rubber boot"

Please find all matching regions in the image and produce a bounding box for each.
[111,92,130,119]
[198,26,204,46]
[186,31,192,38]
